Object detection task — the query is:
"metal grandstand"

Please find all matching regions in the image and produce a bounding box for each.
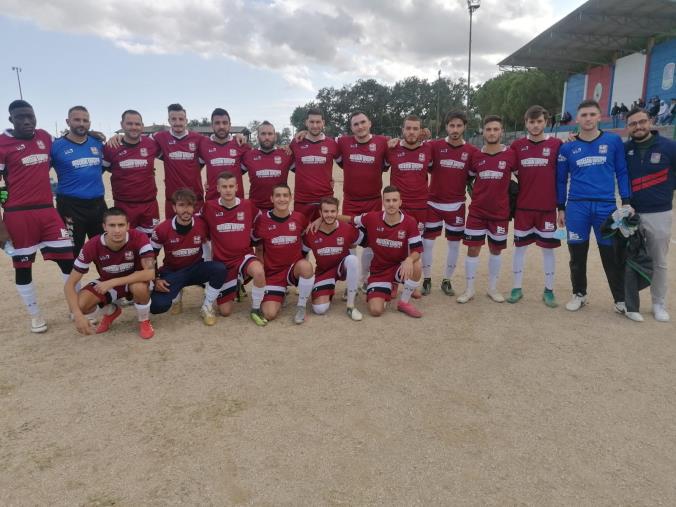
[499,0,676,72]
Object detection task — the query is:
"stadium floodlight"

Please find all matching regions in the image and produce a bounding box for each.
[466,0,480,115]
[11,66,23,99]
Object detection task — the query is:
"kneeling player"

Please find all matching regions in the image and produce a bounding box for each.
[64,208,156,339]
[303,196,363,321]
[149,189,227,325]
[356,186,423,318]
[253,184,315,324]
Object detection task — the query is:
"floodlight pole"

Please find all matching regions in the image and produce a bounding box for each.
[436,69,441,136]
[466,1,480,115]
[11,66,23,99]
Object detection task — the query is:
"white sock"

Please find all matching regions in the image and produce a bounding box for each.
[400,279,419,303]
[202,240,213,261]
[542,248,556,291]
[297,276,315,308]
[488,254,502,292]
[360,247,374,281]
[172,290,182,304]
[251,285,264,310]
[512,246,527,289]
[203,283,221,308]
[422,239,435,278]
[465,256,479,293]
[135,301,151,322]
[103,303,117,316]
[16,283,40,316]
[444,240,460,279]
[344,254,359,307]
[61,272,70,284]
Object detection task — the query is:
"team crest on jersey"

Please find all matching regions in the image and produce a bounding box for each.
[140,148,148,157]
[650,153,661,164]
[542,147,551,157]
[90,147,99,155]
[274,156,282,164]
[236,212,244,221]
[418,153,425,162]
[369,143,376,152]
[397,230,406,239]
[189,142,196,151]
[461,152,469,161]
[599,144,608,154]
[321,146,328,155]
[36,140,46,150]
[337,237,344,246]
[193,235,201,244]
[230,149,237,156]
[124,251,134,260]
[498,161,506,169]
[289,222,297,231]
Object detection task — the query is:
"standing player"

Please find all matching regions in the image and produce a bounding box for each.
[354,185,423,318]
[149,189,226,326]
[51,105,107,256]
[103,110,161,236]
[0,100,74,333]
[289,108,340,222]
[64,208,156,339]
[507,105,563,307]
[557,100,631,313]
[241,121,293,212]
[201,171,268,325]
[303,196,363,321]
[253,184,315,324]
[421,111,478,296]
[200,108,250,202]
[458,115,517,304]
[152,104,206,218]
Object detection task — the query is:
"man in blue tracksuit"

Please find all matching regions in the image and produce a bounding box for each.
[556,99,632,313]
[624,107,676,322]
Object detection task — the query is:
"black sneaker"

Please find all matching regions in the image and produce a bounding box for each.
[422,278,432,296]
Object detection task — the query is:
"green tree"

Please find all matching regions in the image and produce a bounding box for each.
[278,127,292,146]
[188,117,210,128]
[248,120,261,148]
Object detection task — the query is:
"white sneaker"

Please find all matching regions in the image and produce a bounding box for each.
[625,311,644,322]
[200,305,217,326]
[614,302,627,314]
[31,316,48,333]
[456,290,475,304]
[486,290,505,303]
[346,307,363,321]
[565,293,588,311]
[653,304,671,322]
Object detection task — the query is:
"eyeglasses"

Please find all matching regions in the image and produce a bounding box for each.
[627,118,649,128]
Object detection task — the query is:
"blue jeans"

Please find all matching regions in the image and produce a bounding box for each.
[150,261,226,314]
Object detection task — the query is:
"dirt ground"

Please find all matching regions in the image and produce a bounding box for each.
[1,163,675,506]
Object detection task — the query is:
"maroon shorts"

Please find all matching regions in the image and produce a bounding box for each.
[366,264,404,302]
[463,214,509,250]
[423,203,466,241]
[3,207,73,268]
[82,280,138,305]
[401,206,427,234]
[115,200,160,235]
[216,254,258,305]
[312,256,349,300]
[513,209,560,248]
[263,262,300,304]
[293,201,321,223]
[342,197,382,217]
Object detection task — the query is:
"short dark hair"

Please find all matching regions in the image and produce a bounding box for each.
[305,108,324,120]
[121,109,142,121]
[68,105,88,116]
[349,111,369,123]
[211,108,230,121]
[524,105,549,121]
[320,196,339,210]
[167,103,185,114]
[258,120,275,131]
[444,111,467,125]
[272,183,291,194]
[403,114,422,126]
[577,99,601,112]
[382,185,400,195]
[9,100,32,113]
[216,171,236,183]
[625,107,650,122]
[102,207,128,222]
[172,188,197,205]
[483,115,503,126]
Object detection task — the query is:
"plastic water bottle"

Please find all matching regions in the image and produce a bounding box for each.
[553,228,566,241]
[3,240,15,256]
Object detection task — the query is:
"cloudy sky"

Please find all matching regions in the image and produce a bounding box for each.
[0,0,584,135]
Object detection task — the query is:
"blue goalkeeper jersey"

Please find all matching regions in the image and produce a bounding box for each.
[51,135,105,199]
[556,131,630,207]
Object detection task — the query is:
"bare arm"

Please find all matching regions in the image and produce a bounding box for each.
[64,270,95,335]
[91,257,155,295]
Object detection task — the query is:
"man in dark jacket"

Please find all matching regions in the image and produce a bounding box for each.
[624,107,676,322]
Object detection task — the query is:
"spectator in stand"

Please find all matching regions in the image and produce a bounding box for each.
[619,103,629,121]
[560,111,572,125]
[648,97,660,119]
[637,97,646,109]
[611,102,621,128]
[656,100,671,125]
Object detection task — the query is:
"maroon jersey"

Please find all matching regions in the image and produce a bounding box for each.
[386,143,433,209]
[428,139,479,204]
[199,136,250,201]
[241,148,293,210]
[354,211,422,272]
[0,129,53,209]
[103,137,160,203]
[151,216,208,273]
[151,130,204,203]
[337,135,389,201]
[510,136,562,211]
[200,198,258,265]
[73,229,154,281]
[253,210,307,273]
[303,221,362,274]
[468,147,517,220]
[289,135,340,203]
